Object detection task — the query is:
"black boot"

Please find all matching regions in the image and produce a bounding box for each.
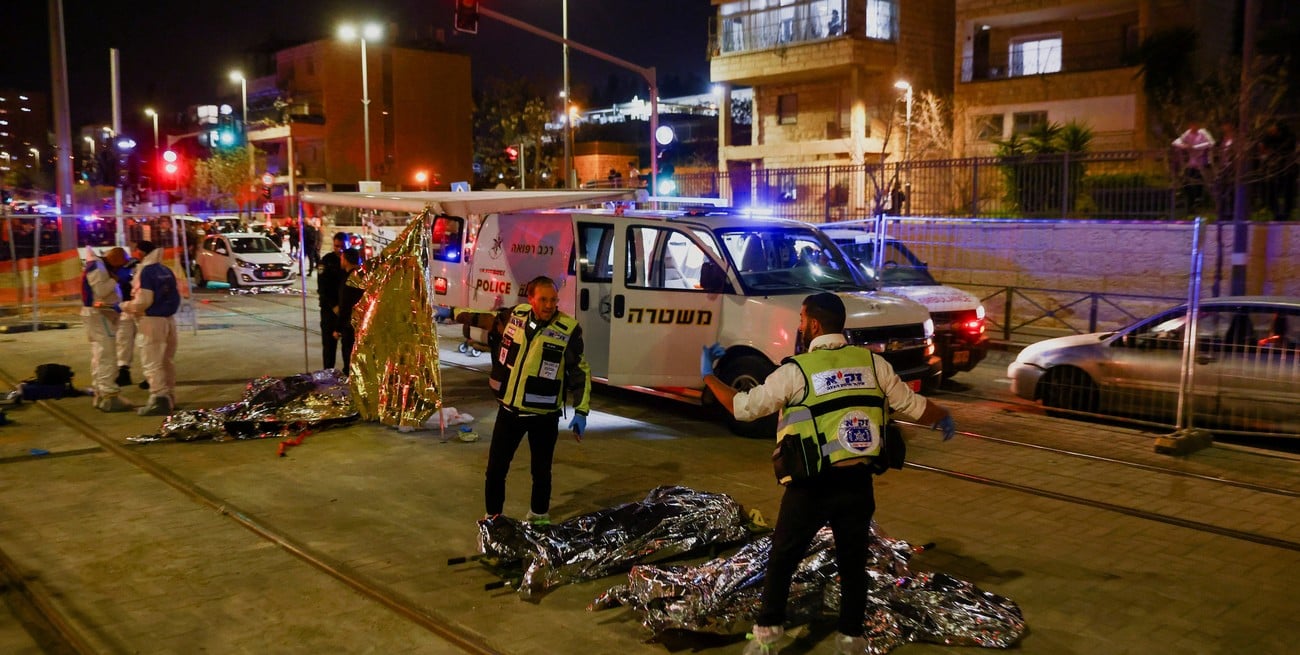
[115,366,132,386]
[139,379,150,390]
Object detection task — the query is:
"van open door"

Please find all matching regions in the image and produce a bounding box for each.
[576,215,729,388]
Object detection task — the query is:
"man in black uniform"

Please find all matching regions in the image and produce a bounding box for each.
[317,232,348,370]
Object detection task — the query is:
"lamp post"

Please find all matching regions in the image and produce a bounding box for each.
[339,23,382,183]
[228,72,254,180]
[415,170,429,191]
[894,80,913,215]
[144,108,159,207]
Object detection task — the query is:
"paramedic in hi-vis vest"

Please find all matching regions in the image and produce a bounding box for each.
[702,292,957,655]
[440,276,592,526]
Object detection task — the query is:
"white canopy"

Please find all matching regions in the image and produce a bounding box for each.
[300,189,637,217]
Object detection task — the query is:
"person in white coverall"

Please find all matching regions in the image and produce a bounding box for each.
[120,240,181,416]
[81,247,132,412]
[113,256,143,389]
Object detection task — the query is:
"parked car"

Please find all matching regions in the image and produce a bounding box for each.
[1007,296,1300,436]
[822,225,988,378]
[194,232,297,288]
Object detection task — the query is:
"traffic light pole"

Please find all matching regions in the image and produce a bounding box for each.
[110,48,125,247]
[476,6,659,195]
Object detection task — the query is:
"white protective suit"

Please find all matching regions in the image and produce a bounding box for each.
[81,252,123,398]
[120,247,178,404]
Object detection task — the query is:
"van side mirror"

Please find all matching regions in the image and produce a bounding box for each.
[699,260,730,293]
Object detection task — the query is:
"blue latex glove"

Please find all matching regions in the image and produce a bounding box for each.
[934,414,957,441]
[434,305,453,321]
[700,343,726,377]
[569,413,587,439]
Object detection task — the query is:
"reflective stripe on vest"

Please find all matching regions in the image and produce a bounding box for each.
[490,304,577,414]
[777,347,887,466]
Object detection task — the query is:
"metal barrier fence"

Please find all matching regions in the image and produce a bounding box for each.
[851,216,1299,439]
[673,150,1199,223]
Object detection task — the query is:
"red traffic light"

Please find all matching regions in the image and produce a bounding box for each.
[454,0,479,34]
[505,146,518,162]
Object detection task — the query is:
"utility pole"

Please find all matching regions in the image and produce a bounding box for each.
[1230,0,1260,296]
[48,0,76,248]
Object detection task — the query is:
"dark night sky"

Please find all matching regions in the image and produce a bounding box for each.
[2,0,714,133]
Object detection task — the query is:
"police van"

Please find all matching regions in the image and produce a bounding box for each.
[821,220,988,378]
[302,191,941,437]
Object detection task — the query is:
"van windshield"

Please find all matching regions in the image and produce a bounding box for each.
[714,225,866,293]
[837,239,938,286]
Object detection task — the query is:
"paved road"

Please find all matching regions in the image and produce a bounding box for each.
[1,292,1299,654]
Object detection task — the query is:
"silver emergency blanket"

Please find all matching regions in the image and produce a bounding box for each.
[128,369,358,442]
[347,211,443,429]
[591,522,1025,653]
[477,486,751,599]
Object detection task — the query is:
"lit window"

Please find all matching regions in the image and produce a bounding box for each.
[866,0,897,40]
[1009,35,1062,76]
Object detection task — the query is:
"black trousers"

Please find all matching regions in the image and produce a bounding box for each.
[756,463,875,637]
[339,329,355,374]
[485,407,559,517]
[320,306,339,370]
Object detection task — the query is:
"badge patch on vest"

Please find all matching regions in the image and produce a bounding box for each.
[811,367,875,395]
[838,410,878,453]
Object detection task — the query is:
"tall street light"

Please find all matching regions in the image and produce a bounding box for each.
[338,23,382,183]
[228,71,254,180]
[894,80,913,215]
[144,108,159,205]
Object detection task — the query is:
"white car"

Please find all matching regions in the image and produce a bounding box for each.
[195,232,297,288]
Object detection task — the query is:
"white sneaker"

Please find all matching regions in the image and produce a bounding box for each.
[743,624,785,655]
[833,632,867,654]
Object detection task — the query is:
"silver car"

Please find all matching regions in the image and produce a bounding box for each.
[1007,296,1300,436]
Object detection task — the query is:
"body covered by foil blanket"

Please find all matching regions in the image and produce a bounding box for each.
[477,486,752,599]
[347,211,444,429]
[591,523,1024,653]
[130,369,358,442]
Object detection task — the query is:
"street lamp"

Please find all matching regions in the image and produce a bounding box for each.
[894,80,913,215]
[228,71,254,179]
[415,170,429,191]
[338,22,382,183]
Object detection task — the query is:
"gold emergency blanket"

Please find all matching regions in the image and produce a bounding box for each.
[348,211,443,428]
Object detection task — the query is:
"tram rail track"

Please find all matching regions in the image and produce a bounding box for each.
[1,290,1279,651]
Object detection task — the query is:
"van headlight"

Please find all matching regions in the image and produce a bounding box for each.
[923,318,934,338]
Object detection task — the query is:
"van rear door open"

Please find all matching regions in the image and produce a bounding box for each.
[576,215,728,389]
[468,212,576,312]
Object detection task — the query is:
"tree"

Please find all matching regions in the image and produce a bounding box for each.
[992,120,1094,216]
[188,150,253,210]
[473,78,561,189]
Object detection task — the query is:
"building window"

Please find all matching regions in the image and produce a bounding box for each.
[1012,111,1048,135]
[865,0,897,41]
[1009,35,1062,77]
[973,114,1005,141]
[778,94,798,125]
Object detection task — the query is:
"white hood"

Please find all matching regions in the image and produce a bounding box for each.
[882,284,980,314]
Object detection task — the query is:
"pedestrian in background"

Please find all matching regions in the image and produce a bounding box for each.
[302,220,321,276]
[317,232,348,371]
[82,247,131,412]
[1172,121,1216,212]
[443,276,592,525]
[333,248,364,376]
[702,292,957,655]
[121,240,181,416]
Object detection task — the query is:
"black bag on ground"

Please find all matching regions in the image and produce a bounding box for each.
[35,363,75,386]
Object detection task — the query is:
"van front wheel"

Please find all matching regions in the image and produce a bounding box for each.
[717,355,777,439]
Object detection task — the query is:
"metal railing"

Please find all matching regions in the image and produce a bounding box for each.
[669,150,1220,223]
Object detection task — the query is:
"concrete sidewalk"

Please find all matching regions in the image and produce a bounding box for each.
[2,292,1299,654]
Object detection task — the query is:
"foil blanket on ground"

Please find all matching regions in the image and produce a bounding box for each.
[129,369,358,442]
[346,211,443,429]
[477,486,752,599]
[590,522,1025,653]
